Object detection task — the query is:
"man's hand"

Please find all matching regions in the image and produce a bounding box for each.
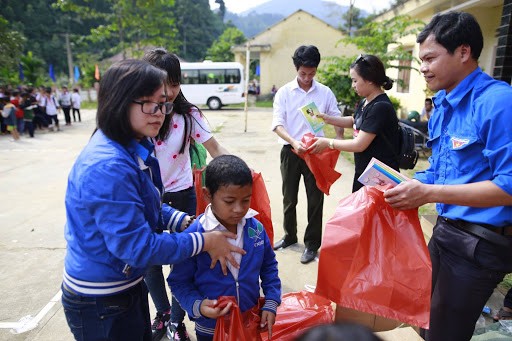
[260,310,276,340]
[202,231,246,275]
[307,137,329,154]
[384,179,430,210]
[200,299,232,319]
[291,140,307,155]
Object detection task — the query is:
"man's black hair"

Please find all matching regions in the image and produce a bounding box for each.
[205,155,252,197]
[417,11,483,60]
[292,45,321,70]
[425,98,433,104]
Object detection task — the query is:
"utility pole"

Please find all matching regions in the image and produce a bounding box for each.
[65,33,74,85]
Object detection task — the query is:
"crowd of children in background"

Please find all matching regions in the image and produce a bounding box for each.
[0,85,82,141]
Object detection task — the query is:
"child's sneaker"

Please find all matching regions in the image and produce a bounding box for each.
[166,322,190,341]
[151,311,170,341]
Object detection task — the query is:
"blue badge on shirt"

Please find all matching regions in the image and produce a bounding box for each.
[248,222,264,247]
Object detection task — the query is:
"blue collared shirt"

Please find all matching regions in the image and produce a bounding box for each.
[415,68,512,226]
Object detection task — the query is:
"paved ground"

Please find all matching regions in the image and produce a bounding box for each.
[0,107,504,340]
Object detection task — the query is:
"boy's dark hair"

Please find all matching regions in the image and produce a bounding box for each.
[350,54,394,90]
[417,11,483,60]
[96,59,167,145]
[205,155,252,197]
[425,98,433,104]
[143,47,204,153]
[292,45,321,70]
[296,323,382,341]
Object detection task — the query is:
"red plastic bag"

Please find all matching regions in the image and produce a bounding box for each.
[293,133,341,195]
[315,186,431,329]
[193,166,208,216]
[194,169,274,246]
[213,296,263,341]
[260,291,334,341]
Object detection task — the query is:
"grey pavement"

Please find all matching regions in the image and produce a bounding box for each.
[0,108,503,340]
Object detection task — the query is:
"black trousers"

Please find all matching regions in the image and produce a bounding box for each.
[423,217,512,341]
[62,107,71,124]
[280,145,324,251]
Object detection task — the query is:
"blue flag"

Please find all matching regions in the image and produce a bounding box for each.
[19,63,25,81]
[74,65,80,82]
[255,64,260,76]
[49,64,56,82]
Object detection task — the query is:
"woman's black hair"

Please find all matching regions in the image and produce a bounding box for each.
[205,155,252,197]
[350,54,394,90]
[143,47,205,154]
[96,59,167,146]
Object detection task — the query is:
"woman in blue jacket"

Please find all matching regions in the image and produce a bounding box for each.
[61,59,244,341]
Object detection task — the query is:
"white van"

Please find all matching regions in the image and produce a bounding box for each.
[180,61,245,110]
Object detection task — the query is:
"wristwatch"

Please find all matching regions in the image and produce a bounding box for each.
[328,139,335,149]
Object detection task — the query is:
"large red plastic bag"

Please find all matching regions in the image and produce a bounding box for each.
[315,186,431,329]
[194,169,274,246]
[293,133,341,195]
[213,296,263,341]
[259,291,335,341]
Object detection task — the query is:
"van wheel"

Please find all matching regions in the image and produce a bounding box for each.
[207,97,222,110]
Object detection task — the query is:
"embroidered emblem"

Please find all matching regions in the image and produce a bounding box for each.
[248,222,264,242]
[451,137,470,149]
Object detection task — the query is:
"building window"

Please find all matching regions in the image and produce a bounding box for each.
[397,49,413,93]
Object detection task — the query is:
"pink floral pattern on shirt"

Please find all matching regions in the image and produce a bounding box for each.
[154,108,212,192]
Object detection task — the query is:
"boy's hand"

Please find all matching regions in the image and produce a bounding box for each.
[202,231,246,275]
[260,310,276,340]
[200,299,232,319]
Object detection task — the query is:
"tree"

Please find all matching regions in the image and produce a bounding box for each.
[19,51,45,85]
[206,26,246,62]
[340,0,365,36]
[0,16,25,70]
[55,0,179,59]
[317,15,423,107]
[172,0,225,61]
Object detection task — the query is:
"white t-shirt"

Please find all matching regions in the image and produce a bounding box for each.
[71,92,81,109]
[44,95,58,116]
[154,108,212,192]
[271,78,341,144]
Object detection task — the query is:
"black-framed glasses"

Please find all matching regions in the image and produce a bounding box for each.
[132,100,174,115]
[354,54,367,64]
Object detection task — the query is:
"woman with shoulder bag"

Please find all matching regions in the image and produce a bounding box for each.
[308,54,401,192]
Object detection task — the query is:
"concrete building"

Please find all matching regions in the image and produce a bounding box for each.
[231,9,360,96]
[379,0,510,117]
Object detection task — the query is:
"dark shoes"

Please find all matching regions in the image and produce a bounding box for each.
[151,311,170,341]
[300,249,317,264]
[273,238,297,250]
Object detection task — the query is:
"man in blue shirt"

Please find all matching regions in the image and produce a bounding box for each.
[384,12,512,341]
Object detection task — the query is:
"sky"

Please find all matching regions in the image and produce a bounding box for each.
[209,0,395,15]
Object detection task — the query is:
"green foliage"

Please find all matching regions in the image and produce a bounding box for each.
[173,0,225,61]
[340,5,365,36]
[56,0,179,60]
[317,56,360,108]
[344,15,423,68]
[319,15,422,108]
[388,95,402,112]
[206,26,246,62]
[0,16,26,70]
[19,51,45,86]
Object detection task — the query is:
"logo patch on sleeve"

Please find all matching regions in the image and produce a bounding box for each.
[451,137,469,150]
[248,222,264,247]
